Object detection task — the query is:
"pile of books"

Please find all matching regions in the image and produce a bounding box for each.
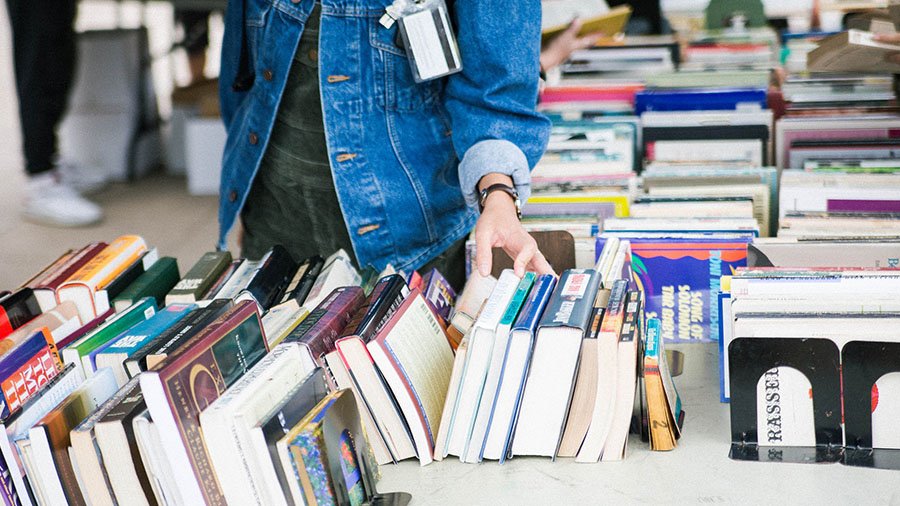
[0,233,687,505]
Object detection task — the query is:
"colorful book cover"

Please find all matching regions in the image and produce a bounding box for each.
[0,329,60,419]
[421,269,457,322]
[284,287,365,369]
[151,301,268,505]
[91,303,195,366]
[62,298,156,370]
[291,408,335,506]
[627,236,750,342]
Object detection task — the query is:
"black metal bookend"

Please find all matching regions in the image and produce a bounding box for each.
[842,341,900,470]
[728,338,843,464]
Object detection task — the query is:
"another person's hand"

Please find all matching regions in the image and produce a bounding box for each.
[540,18,605,73]
[474,174,554,278]
[873,33,900,64]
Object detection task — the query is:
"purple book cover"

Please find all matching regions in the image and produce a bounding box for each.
[626,237,750,342]
[421,269,456,322]
[827,199,900,213]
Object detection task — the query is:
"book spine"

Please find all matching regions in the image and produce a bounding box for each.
[65,235,147,290]
[599,280,629,335]
[499,273,536,327]
[291,426,335,505]
[511,274,557,331]
[539,269,600,331]
[290,256,325,305]
[168,251,233,303]
[41,243,108,291]
[0,345,59,418]
[0,290,41,336]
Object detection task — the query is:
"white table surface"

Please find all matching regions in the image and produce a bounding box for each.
[379,342,900,505]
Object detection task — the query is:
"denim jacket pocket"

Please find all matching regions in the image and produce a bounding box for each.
[368,18,442,112]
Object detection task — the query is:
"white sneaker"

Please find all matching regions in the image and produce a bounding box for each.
[56,161,109,195]
[23,173,104,227]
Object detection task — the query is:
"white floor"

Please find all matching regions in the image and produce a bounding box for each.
[3,5,900,505]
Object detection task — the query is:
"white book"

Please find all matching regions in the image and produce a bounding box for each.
[0,365,84,506]
[464,273,535,463]
[133,413,181,506]
[200,343,315,506]
[304,249,361,309]
[26,368,118,506]
[212,258,262,301]
[446,270,520,458]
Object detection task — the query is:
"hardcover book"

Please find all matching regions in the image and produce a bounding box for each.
[282,255,325,306]
[165,251,233,305]
[139,300,268,506]
[103,248,160,302]
[240,245,297,311]
[61,297,156,378]
[513,269,600,458]
[283,286,365,374]
[0,329,62,419]
[27,243,106,312]
[24,367,118,506]
[112,256,180,313]
[0,289,42,340]
[0,364,84,506]
[57,235,148,322]
[92,303,195,386]
[368,288,454,466]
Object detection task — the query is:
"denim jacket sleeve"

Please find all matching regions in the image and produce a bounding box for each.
[443,0,551,210]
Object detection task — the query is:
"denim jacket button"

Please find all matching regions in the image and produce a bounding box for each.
[262,69,274,81]
[248,132,259,145]
[228,190,238,203]
[308,49,318,63]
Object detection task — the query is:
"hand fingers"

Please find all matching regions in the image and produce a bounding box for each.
[527,249,556,277]
[475,226,494,278]
[566,17,584,35]
[873,33,900,43]
[512,241,538,278]
[576,33,604,50]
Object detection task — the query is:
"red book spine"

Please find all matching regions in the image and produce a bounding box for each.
[0,346,59,414]
[0,308,12,339]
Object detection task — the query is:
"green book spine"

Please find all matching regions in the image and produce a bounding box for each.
[498,272,536,327]
[166,251,233,303]
[113,257,180,309]
[67,298,157,358]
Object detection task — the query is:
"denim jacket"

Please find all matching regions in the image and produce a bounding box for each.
[218,0,550,272]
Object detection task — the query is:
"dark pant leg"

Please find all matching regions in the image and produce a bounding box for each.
[5,0,78,175]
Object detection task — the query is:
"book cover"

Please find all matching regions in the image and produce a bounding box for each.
[28,243,107,312]
[0,329,61,419]
[112,257,180,312]
[27,368,118,506]
[368,289,453,465]
[139,300,268,506]
[166,251,233,305]
[0,289,42,340]
[242,245,297,311]
[57,235,148,322]
[421,269,457,322]
[93,303,196,385]
[484,273,556,462]
[126,299,231,375]
[0,363,83,506]
[61,298,156,376]
[284,286,365,371]
[628,236,750,342]
[344,274,409,342]
[256,368,328,505]
[104,249,159,302]
[94,382,158,506]
[284,255,325,306]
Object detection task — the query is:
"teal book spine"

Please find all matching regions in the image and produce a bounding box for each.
[498,273,536,327]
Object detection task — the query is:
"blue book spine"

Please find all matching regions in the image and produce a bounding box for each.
[91,303,195,365]
[635,88,767,114]
[537,269,600,331]
[510,275,557,333]
[499,274,557,464]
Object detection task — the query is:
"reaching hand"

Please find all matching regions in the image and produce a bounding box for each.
[873,33,900,64]
[473,179,554,278]
[540,18,606,73]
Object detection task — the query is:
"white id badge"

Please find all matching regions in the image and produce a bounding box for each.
[381,0,462,83]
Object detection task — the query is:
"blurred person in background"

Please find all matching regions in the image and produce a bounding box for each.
[5,0,103,227]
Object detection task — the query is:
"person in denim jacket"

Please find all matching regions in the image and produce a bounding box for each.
[218,0,552,287]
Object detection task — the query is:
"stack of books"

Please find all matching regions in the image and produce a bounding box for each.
[681,28,780,71]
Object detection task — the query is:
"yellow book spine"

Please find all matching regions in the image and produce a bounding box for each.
[64,235,147,290]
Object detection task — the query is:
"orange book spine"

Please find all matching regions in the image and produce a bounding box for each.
[64,235,147,290]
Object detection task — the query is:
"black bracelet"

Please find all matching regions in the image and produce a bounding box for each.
[478,183,522,219]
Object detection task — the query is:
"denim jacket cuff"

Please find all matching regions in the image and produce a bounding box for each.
[459,139,532,211]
